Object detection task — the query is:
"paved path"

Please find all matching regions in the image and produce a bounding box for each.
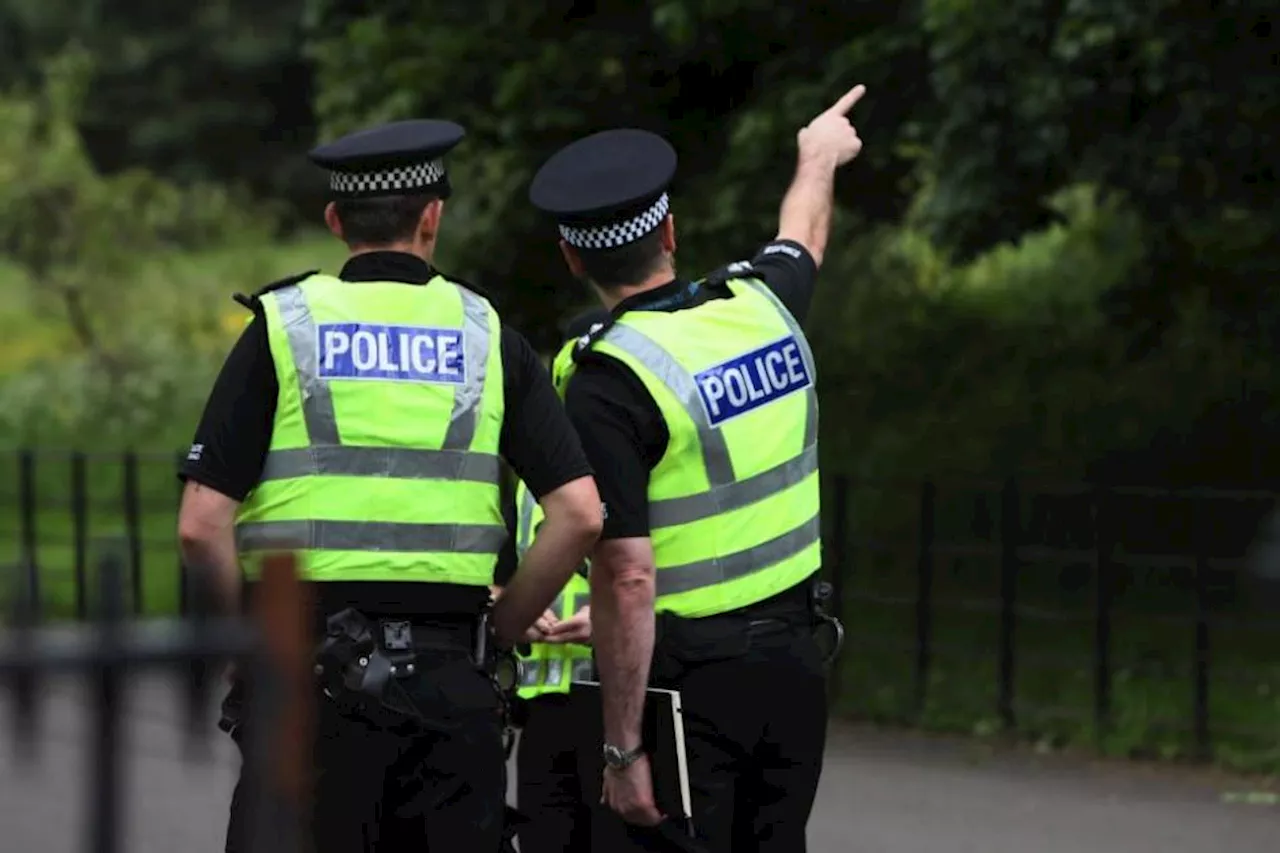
[2,676,1275,852]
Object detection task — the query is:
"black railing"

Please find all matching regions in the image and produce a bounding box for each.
[3,450,1278,765]
[822,474,1279,763]
[1,549,313,852]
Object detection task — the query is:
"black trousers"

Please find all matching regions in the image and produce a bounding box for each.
[593,622,829,853]
[515,693,593,853]
[225,652,507,853]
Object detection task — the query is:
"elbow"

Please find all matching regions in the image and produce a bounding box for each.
[609,562,656,608]
[565,492,604,549]
[178,512,224,558]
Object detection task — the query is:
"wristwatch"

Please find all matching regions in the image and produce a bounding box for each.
[602,742,644,770]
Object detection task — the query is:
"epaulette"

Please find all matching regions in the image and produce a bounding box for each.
[571,315,617,363]
[700,259,755,290]
[231,270,319,312]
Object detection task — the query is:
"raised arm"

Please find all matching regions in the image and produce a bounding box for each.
[776,84,867,268]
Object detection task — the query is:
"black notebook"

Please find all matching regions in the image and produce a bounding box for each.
[572,680,697,842]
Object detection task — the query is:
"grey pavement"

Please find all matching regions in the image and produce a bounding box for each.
[1,676,1275,852]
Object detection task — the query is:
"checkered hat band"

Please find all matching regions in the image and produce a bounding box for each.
[329,159,445,194]
[559,193,670,250]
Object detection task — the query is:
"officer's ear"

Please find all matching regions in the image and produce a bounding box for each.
[558,240,587,280]
[418,198,445,242]
[659,213,677,256]
[324,202,344,241]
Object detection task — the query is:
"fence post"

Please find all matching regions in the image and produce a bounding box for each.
[18,449,40,611]
[87,552,127,853]
[122,451,144,615]
[998,476,1020,730]
[827,475,849,707]
[72,452,90,619]
[1192,504,1212,760]
[914,480,936,719]
[1092,482,1114,747]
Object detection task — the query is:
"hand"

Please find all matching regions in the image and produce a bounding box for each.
[522,609,560,643]
[544,605,591,644]
[796,84,866,167]
[602,755,663,827]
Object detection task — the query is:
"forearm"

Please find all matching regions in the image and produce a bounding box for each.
[776,151,839,267]
[179,531,241,616]
[491,515,595,644]
[591,555,655,747]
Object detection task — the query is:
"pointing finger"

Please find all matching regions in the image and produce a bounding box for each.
[826,84,866,116]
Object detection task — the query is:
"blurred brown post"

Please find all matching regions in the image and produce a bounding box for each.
[244,551,314,852]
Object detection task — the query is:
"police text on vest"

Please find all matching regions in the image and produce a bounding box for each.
[694,335,811,426]
[317,323,467,383]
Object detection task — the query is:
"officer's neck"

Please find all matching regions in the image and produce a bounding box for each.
[595,265,676,311]
[345,240,433,264]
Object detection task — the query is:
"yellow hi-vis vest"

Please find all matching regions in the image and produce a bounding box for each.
[234,272,507,584]
[563,277,820,618]
[514,475,594,699]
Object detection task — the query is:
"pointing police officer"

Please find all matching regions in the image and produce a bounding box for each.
[527,85,866,852]
[499,307,611,853]
[176,120,602,853]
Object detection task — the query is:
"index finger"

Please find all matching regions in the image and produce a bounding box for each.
[825,84,866,116]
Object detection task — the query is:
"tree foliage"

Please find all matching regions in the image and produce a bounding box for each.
[0,50,274,445]
[0,0,319,212]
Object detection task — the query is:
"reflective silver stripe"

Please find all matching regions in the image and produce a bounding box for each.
[545,659,564,686]
[260,446,501,483]
[268,280,497,474]
[655,513,821,598]
[649,444,818,528]
[549,593,564,614]
[570,659,595,682]
[739,279,819,448]
[516,487,537,556]
[519,660,542,687]
[275,285,340,446]
[599,323,736,487]
[442,288,494,450]
[570,590,590,614]
[236,520,507,553]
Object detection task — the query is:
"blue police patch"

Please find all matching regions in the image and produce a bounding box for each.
[316,323,466,383]
[694,336,811,427]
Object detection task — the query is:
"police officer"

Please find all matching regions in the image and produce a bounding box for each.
[176,119,603,853]
[526,85,866,853]
[499,308,611,853]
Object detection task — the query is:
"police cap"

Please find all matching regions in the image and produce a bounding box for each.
[308,119,465,200]
[529,129,676,251]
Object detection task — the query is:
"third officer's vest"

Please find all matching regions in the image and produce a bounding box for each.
[514,476,594,699]
[235,273,507,585]
[566,277,821,618]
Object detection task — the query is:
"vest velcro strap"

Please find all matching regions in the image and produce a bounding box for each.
[237,520,507,554]
[648,443,818,528]
[260,446,501,483]
[655,512,821,598]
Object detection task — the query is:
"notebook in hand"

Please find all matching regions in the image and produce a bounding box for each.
[572,680,695,839]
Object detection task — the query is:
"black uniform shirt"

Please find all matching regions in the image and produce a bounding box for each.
[563,238,817,542]
[181,250,592,620]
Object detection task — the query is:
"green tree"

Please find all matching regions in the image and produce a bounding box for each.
[0,49,271,445]
[305,0,927,346]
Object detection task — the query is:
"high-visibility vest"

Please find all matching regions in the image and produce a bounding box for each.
[514,476,594,699]
[562,277,821,618]
[234,272,507,585]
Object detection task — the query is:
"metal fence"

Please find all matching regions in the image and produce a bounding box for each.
[2,449,1278,763]
[0,549,313,853]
